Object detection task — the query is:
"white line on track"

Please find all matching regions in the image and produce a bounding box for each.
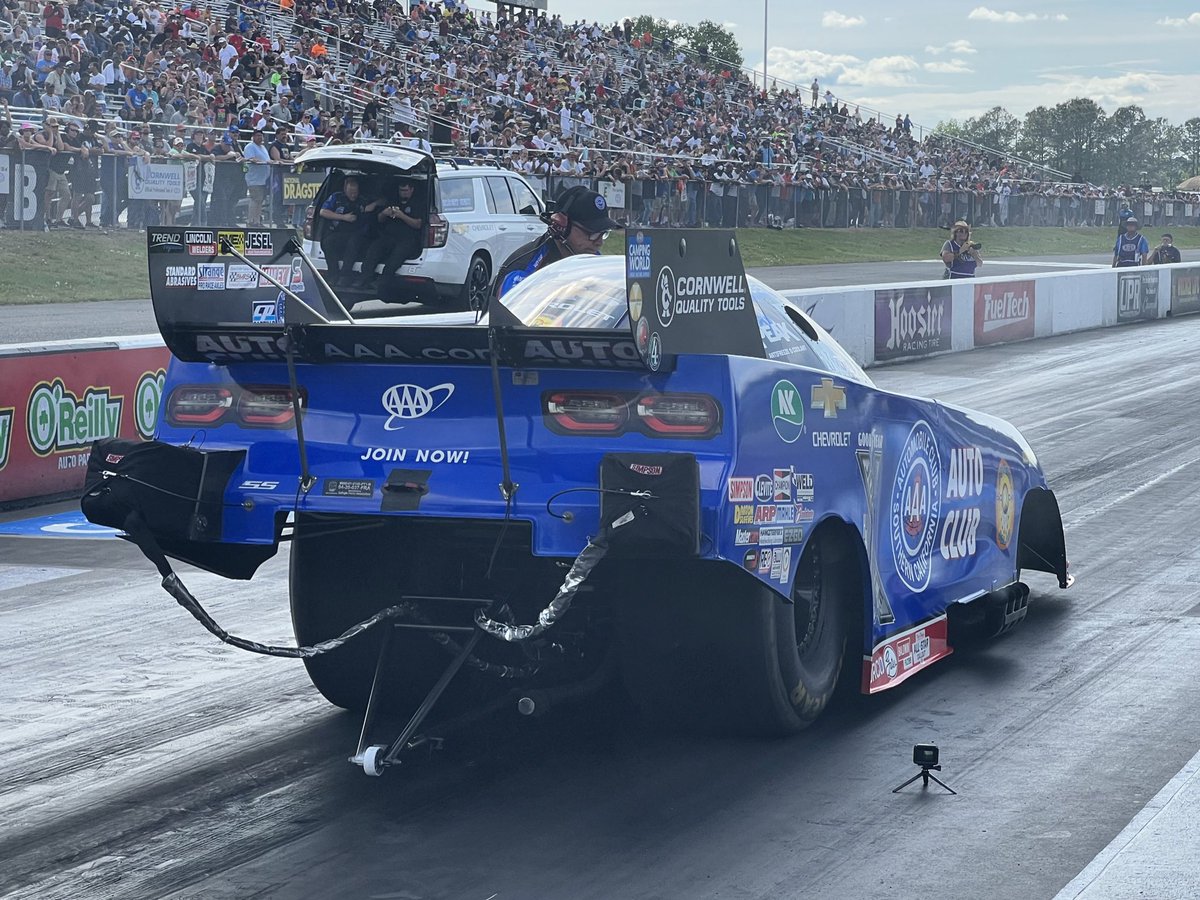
[900,259,1109,268]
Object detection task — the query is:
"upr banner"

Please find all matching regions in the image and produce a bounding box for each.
[1116,270,1159,323]
[974,280,1035,346]
[1170,267,1200,316]
[874,285,953,361]
[0,346,169,503]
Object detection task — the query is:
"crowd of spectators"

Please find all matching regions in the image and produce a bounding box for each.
[2,0,1199,231]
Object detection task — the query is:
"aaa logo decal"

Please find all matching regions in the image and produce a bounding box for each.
[890,420,941,592]
[381,383,455,430]
[996,459,1015,550]
[771,379,805,443]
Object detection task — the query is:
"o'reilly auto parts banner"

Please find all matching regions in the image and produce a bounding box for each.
[874,286,952,361]
[1170,267,1200,316]
[0,345,169,503]
[975,280,1035,346]
[1116,270,1159,323]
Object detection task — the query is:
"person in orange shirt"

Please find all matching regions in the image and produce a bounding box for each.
[310,40,327,58]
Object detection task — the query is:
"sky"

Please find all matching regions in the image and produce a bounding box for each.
[547,0,1200,133]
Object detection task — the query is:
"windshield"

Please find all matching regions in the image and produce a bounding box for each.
[499,254,872,385]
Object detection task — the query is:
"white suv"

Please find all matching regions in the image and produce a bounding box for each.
[300,145,545,309]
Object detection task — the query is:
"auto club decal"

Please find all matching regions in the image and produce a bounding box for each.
[996,458,1015,550]
[890,420,941,592]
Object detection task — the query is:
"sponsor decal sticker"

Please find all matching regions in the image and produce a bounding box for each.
[890,420,941,592]
[782,526,804,544]
[996,459,1015,550]
[743,548,759,570]
[186,230,216,255]
[812,430,851,448]
[164,265,197,287]
[810,377,847,418]
[759,527,785,546]
[238,479,281,490]
[628,231,652,279]
[246,231,273,256]
[733,505,754,524]
[197,262,226,290]
[940,446,983,561]
[655,265,675,327]
[252,293,286,324]
[226,264,259,290]
[774,505,796,524]
[754,474,773,503]
[323,478,376,498]
[149,230,184,252]
[629,463,663,476]
[735,528,759,546]
[771,379,805,443]
[217,230,245,255]
[773,468,793,502]
[758,548,773,574]
[792,470,814,501]
[727,477,754,501]
[258,261,306,292]
[381,383,456,429]
[753,505,777,524]
[864,616,951,693]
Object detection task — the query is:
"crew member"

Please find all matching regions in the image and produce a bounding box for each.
[1113,217,1149,267]
[492,186,621,302]
[356,178,424,296]
[940,220,982,278]
[318,176,380,285]
[1148,233,1181,266]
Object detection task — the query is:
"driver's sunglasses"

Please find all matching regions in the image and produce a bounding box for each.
[572,222,610,241]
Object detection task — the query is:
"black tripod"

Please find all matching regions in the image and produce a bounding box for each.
[892,763,957,795]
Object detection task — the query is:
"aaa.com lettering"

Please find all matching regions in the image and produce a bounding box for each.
[26,379,124,456]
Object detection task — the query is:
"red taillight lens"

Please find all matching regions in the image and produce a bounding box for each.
[167,386,233,424]
[303,205,314,240]
[426,213,448,248]
[544,391,631,433]
[236,385,305,427]
[636,393,720,437]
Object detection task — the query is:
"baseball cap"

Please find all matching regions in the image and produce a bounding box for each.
[1162,233,1174,240]
[1125,217,1139,225]
[172,137,184,145]
[559,188,620,231]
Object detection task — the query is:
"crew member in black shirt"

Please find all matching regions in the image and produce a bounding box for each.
[356,178,424,296]
[318,175,381,285]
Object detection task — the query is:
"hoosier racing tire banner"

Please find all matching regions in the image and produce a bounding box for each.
[0,342,169,504]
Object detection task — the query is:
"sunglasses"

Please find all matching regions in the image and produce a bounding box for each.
[571,222,610,241]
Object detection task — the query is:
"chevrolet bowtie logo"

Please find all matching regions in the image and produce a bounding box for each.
[810,377,846,418]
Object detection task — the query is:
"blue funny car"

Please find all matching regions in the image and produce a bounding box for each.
[83,227,1069,775]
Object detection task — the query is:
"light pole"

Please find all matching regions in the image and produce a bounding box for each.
[763,0,768,91]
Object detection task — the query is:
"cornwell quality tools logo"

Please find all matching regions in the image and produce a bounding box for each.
[381,383,455,430]
[26,379,123,456]
[890,420,941,593]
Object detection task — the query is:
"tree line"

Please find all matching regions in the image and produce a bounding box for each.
[936,100,1200,188]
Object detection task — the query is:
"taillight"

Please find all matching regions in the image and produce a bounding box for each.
[542,391,720,438]
[303,205,314,240]
[237,385,305,427]
[544,391,631,433]
[426,212,448,248]
[167,386,233,424]
[637,393,720,437]
[165,384,303,428]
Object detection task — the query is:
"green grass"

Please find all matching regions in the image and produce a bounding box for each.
[3,225,1197,305]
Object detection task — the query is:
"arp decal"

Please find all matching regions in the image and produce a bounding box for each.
[996,459,1015,550]
[891,420,941,593]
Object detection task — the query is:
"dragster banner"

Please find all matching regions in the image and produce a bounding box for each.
[0,344,169,503]
[625,228,765,372]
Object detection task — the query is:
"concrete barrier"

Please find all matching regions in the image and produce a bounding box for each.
[4,262,1199,506]
[783,261,1200,368]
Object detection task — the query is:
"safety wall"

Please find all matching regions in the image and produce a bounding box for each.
[0,337,169,504]
[782,261,1200,368]
[3,263,1200,506]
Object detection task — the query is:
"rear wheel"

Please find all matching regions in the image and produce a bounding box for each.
[460,254,491,311]
[617,532,852,735]
[289,518,463,712]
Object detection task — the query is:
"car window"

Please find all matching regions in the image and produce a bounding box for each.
[507,178,541,216]
[485,176,517,215]
[439,178,475,213]
[501,256,627,329]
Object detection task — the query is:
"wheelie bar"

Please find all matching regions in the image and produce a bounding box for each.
[351,622,484,777]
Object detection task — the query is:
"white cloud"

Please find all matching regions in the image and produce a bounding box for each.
[1157,13,1200,26]
[924,60,975,74]
[766,48,920,89]
[822,10,865,28]
[968,6,1067,23]
[926,39,977,55]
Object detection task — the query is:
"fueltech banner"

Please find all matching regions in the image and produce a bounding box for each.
[0,345,169,503]
[974,280,1036,346]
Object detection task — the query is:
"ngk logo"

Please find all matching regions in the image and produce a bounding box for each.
[381,383,455,430]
